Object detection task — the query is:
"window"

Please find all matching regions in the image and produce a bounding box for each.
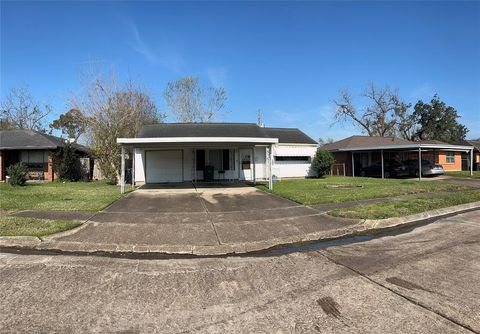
[275,156,311,162]
[222,149,230,171]
[196,150,205,170]
[446,152,455,164]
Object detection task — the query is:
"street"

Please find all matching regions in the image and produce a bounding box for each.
[1,210,479,333]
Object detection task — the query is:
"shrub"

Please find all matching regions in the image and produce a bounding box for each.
[53,145,81,181]
[7,162,28,186]
[312,150,335,177]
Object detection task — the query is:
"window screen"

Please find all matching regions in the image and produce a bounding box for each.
[222,149,230,171]
[446,152,455,163]
[275,156,311,162]
[196,150,205,170]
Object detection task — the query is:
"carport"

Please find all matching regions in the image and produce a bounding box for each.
[323,136,475,180]
[117,136,277,194]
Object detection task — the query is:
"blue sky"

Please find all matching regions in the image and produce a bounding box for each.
[1,1,479,140]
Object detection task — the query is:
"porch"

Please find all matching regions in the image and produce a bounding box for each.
[117,136,278,193]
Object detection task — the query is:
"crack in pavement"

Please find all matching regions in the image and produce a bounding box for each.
[192,182,222,245]
[316,250,477,334]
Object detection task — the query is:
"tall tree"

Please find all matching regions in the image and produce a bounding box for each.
[164,76,227,122]
[333,83,412,138]
[71,70,164,183]
[413,95,468,144]
[0,86,51,131]
[49,108,88,142]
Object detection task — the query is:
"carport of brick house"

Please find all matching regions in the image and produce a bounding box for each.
[331,143,475,180]
[116,137,278,193]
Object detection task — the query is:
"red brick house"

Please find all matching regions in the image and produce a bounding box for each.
[321,136,475,179]
[0,130,90,182]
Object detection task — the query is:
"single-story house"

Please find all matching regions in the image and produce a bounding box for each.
[0,129,90,182]
[117,123,318,192]
[458,140,480,170]
[321,135,475,179]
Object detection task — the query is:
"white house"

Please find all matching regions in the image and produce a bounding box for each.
[117,123,317,192]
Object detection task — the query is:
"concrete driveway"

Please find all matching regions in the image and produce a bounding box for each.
[57,182,356,251]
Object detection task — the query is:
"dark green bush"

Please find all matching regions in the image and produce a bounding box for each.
[7,162,28,186]
[312,150,335,177]
[53,145,81,181]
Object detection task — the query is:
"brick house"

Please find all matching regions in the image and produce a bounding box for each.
[0,130,90,182]
[321,136,475,179]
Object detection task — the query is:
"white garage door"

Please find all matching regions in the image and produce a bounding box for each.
[145,150,183,183]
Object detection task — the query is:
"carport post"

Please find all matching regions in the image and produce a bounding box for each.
[120,145,125,194]
[351,152,355,177]
[252,146,256,185]
[418,147,422,181]
[268,144,273,190]
[471,148,474,176]
[381,150,384,179]
[131,147,135,189]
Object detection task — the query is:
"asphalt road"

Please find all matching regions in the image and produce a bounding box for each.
[0,210,479,333]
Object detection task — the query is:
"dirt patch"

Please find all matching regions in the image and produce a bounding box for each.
[317,296,341,318]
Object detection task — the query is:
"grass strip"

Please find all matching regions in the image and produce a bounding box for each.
[328,190,480,219]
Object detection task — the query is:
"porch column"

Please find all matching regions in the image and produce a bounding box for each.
[418,147,422,181]
[46,151,54,182]
[351,152,355,177]
[268,144,273,190]
[471,148,474,176]
[381,150,384,179]
[120,145,125,194]
[131,147,135,189]
[252,146,256,185]
[0,150,4,181]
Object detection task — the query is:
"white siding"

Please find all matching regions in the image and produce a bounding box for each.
[183,148,193,181]
[254,146,267,179]
[134,148,145,183]
[272,144,317,178]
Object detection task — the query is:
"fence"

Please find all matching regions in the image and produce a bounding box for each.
[330,163,346,176]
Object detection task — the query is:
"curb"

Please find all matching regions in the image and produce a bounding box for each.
[1,202,479,257]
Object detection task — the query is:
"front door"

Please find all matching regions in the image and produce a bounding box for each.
[239,149,252,180]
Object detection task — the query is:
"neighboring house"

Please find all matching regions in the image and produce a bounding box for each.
[0,130,91,182]
[457,140,480,170]
[321,135,475,177]
[117,123,317,191]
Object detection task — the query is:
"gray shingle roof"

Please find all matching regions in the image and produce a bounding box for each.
[0,129,89,152]
[138,123,317,145]
[262,127,317,144]
[321,135,412,151]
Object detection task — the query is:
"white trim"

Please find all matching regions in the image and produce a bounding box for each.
[333,143,474,152]
[117,137,279,144]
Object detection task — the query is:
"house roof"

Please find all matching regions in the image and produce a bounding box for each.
[130,123,317,145]
[0,129,89,152]
[321,136,412,151]
[321,135,473,152]
[262,127,317,144]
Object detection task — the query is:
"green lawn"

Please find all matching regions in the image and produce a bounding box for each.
[445,171,480,179]
[328,190,480,219]
[257,177,473,205]
[0,216,80,237]
[0,181,123,212]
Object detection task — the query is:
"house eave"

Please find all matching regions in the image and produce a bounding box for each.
[330,144,474,152]
[117,137,279,145]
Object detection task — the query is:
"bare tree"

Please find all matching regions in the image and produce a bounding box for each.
[164,76,227,122]
[0,85,51,131]
[333,83,412,138]
[71,70,164,183]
